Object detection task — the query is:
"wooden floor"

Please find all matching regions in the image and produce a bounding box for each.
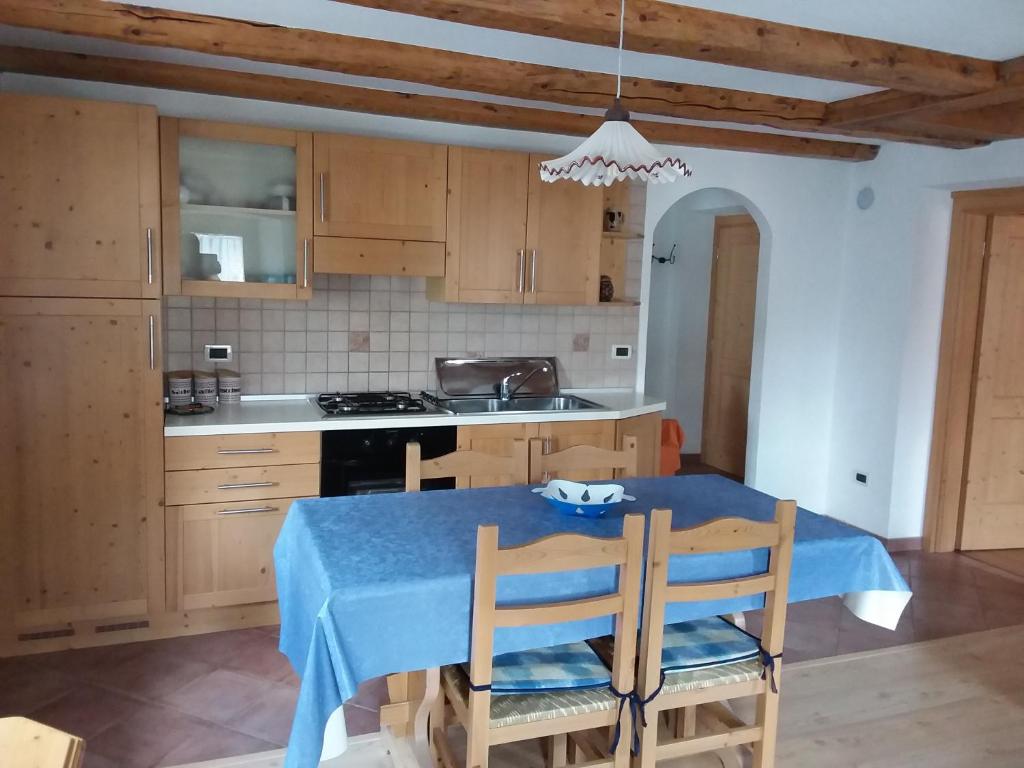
[962,548,1024,580]
[175,624,1024,768]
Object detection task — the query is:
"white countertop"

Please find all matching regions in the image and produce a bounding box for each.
[163,390,666,436]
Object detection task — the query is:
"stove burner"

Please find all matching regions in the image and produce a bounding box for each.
[316,391,428,416]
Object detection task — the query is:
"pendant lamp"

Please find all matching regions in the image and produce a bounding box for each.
[539,0,692,186]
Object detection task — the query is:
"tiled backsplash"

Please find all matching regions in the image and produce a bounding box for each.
[164,275,640,395]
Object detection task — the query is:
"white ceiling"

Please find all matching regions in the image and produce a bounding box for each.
[3,0,1022,143]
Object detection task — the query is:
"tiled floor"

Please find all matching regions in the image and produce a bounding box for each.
[2,552,1023,767]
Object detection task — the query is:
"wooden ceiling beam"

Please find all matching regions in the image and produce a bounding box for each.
[0,0,826,132]
[0,45,881,162]
[338,0,999,96]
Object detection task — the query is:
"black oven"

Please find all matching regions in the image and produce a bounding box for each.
[320,426,458,496]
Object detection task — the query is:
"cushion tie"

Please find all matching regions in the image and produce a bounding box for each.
[467,681,491,692]
[608,672,665,755]
[758,647,783,694]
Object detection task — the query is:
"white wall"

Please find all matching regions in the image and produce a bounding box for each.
[645,190,749,452]
[640,154,854,516]
[828,138,1024,539]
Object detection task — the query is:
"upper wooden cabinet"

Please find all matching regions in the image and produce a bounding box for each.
[525,154,603,306]
[0,93,161,299]
[0,297,165,650]
[160,119,314,301]
[428,148,602,304]
[313,133,447,241]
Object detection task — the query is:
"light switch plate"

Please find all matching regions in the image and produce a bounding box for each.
[204,344,233,363]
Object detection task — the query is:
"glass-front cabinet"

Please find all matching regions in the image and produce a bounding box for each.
[160,119,313,300]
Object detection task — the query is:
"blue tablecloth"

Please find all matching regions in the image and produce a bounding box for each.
[274,474,909,768]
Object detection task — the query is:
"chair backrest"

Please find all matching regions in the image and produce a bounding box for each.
[528,434,639,483]
[637,502,797,700]
[469,514,646,713]
[405,440,529,491]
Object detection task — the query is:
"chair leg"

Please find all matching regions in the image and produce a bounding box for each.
[675,706,696,738]
[636,707,658,768]
[751,687,781,768]
[545,733,568,768]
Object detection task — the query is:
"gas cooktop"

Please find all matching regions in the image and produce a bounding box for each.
[316,391,429,416]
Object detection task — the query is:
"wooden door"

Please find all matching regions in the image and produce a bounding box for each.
[456,424,537,487]
[702,215,759,478]
[960,216,1024,549]
[525,157,602,305]
[535,419,618,481]
[314,133,447,241]
[444,147,529,303]
[0,93,160,299]
[0,298,164,645]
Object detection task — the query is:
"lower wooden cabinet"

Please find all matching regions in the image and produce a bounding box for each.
[163,431,320,612]
[166,498,307,610]
[0,298,164,651]
[457,415,661,486]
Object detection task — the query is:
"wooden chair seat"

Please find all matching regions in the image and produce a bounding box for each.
[441,664,619,729]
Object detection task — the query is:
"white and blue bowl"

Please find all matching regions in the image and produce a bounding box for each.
[532,479,636,519]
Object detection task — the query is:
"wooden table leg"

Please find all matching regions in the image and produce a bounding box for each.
[382,668,441,768]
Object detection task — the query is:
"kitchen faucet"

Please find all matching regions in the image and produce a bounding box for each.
[497,364,550,401]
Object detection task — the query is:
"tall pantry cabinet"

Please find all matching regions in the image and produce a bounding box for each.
[0,93,165,653]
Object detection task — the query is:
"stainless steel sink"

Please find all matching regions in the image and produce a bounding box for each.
[439,395,604,414]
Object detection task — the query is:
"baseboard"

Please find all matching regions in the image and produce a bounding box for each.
[882,537,923,553]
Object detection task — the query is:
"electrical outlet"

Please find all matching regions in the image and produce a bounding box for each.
[855,472,868,485]
[611,344,632,360]
[204,344,233,363]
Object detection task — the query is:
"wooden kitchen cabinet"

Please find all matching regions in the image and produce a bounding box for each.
[169,498,304,610]
[160,119,314,300]
[313,133,447,241]
[456,423,536,487]
[164,431,320,611]
[0,298,165,651]
[428,148,602,305]
[525,154,603,305]
[534,420,618,481]
[615,412,663,477]
[0,93,161,299]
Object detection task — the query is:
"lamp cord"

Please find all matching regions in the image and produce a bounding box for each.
[616,0,625,98]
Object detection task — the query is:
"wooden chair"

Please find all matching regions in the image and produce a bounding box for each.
[432,515,647,768]
[405,440,529,491]
[528,435,639,483]
[0,717,84,768]
[635,502,796,768]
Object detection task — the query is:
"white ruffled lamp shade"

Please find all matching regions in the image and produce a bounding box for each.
[539,119,692,187]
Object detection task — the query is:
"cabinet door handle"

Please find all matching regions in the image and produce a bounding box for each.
[530,249,538,293]
[146,228,154,285]
[216,481,279,490]
[303,239,310,288]
[517,249,525,293]
[148,315,155,370]
[319,172,327,223]
[216,448,278,455]
[217,505,279,516]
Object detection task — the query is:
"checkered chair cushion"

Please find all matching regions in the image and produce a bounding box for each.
[459,641,612,694]
[660,616,761,672]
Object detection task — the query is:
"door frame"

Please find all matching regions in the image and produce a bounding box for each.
[701,213,758,478]
[923,186,1024,552]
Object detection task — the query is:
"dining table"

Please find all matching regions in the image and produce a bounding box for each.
[273,474,912,768]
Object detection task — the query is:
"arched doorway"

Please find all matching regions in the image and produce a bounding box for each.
[644,188,767,480]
